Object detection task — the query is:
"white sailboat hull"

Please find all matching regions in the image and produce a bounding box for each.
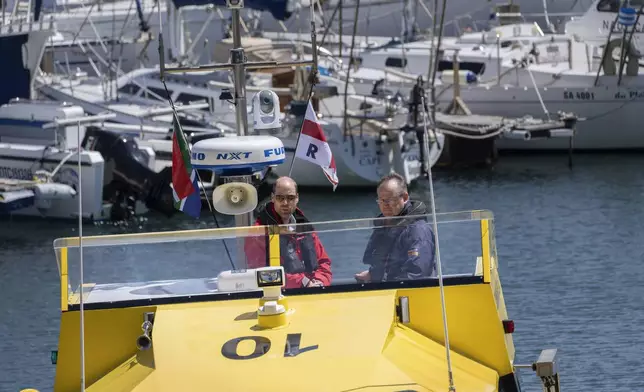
[440,85,644,150]
[271,124,443,187]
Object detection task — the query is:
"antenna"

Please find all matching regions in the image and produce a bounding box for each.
[421,96,455,392]
[77,120,86,391]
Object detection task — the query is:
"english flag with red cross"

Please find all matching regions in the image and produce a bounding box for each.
[294,100,339,190]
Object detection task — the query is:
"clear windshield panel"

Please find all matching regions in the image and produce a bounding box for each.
[53,226,269,307]
[52,210,494,307]
[271,211,493,289]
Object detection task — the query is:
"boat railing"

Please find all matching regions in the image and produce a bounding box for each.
[1,0,55,33]
[52,209,499,311]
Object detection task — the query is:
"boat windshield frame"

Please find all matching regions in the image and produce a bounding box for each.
[52,210,498,312]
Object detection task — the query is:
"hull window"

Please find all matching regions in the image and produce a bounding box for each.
[385,57,407,68]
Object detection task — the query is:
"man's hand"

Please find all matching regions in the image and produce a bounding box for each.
[354,270,371,282]
[306,279,324,287]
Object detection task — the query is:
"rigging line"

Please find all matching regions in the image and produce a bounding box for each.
[109,3,116,100]
[342,0,361,154]
[430,0,448,94]
[114,0,136,83]
[288,0,321,177]
[156,7,236,270]
[319,1,341,48]
[421,95,455,392]
[69,1,98,46]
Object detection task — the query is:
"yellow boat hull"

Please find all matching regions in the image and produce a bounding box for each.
[54,283,516,392]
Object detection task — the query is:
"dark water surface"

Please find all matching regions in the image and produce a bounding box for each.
[1,153,644,391]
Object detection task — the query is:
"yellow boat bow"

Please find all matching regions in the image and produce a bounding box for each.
[47,210,560,392]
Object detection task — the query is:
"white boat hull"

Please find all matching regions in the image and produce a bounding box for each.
[0,145,109,219]
[271,124,443,187]
[441,85,644,150]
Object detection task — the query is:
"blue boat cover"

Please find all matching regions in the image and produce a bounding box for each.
[170,0,293,21]
[0,34,31,107]
[35,0,42,20]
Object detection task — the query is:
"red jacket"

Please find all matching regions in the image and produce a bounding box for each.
[244,202,332,288]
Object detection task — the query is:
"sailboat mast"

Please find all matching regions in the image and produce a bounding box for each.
[229,7,252,229]
[231,9,249,138]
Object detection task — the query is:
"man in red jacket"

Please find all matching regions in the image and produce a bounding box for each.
[244,176,332,289]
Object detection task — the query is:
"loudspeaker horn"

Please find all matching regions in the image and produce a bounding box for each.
[212,182,258,215]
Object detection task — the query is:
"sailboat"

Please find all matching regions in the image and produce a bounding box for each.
[37,32,443,186]
[34,1,562,392]
[311,0,644,150]
[0,0,177,221]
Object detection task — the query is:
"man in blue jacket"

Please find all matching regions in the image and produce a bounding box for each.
[355,173,436,282]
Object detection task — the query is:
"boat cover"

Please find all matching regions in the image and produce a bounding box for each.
[170,0,293,21]
[0,34,31,107]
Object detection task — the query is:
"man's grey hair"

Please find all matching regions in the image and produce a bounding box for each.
[377,173,407,194]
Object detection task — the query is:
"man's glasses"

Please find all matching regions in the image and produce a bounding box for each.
[274,194,297,203]
[376,195,402,205]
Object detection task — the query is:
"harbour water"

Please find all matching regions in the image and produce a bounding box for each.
[1,153,644,391]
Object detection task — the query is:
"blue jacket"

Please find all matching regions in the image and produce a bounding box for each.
[361,200,436,282]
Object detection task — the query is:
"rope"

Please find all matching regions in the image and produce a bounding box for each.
[341,0,361,156]
[425,0,455,389]
[439,126,506,140]
[287,0,321,177]
[421,96,454,392]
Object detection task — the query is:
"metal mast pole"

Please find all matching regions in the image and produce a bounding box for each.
[230,7,251,230]
[230,8,249,137]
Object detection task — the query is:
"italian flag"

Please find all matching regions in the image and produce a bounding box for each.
[171,114,201,218]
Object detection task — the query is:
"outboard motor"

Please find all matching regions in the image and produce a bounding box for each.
[82,126,176,219]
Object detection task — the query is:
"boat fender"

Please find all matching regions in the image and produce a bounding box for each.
[34,183,77,201]
[440,70,478,85]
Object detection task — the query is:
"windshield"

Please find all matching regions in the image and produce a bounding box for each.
[53,210,496,309]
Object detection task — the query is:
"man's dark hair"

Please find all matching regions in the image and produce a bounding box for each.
[377,173,407,194]
[272,177,298,194]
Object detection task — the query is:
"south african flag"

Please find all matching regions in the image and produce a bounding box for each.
[171,114,201,218]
